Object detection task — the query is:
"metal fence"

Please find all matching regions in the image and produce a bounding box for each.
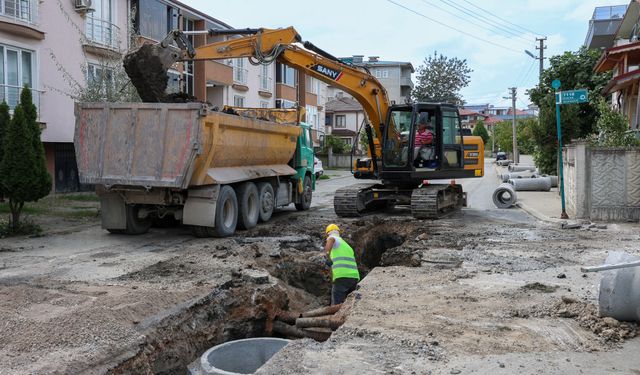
[85,17,121,50]
[0,84,41,118]
[0,0,37,25]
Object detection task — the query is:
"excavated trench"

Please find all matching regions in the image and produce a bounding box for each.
[107,223,409,374]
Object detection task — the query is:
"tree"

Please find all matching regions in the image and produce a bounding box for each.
[21,87,51,199]
[472,120,490,144]
[323,135,349,154]
[0,88,51,229]
[527,47,611,173]
[492,119,536,155]
[0,102,9,198]
[593,99,639,147]
[412,52,472,105]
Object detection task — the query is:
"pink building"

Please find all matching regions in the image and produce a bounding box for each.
[0,0,295,192]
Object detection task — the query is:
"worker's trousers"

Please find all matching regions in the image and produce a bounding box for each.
[331,277,358,305]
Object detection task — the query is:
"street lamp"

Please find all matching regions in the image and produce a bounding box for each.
[524,50,536,59]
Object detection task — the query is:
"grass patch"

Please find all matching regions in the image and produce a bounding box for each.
[57,193,100,202]
[0,203,46,215]
[318,174,331,180]
[0,218,42,237]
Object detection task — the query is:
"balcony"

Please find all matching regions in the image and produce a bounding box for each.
[0,84,41,119]
[400,76,414,89]
[0,0,37,25]
[84,17,121,56]
[205,60,233,86]
[0,0,43,40]
[584,4,627,50]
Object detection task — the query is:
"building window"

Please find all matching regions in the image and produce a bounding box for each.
[166,70,181,94]
[305,105,317,128]
[307,77,319,95]
[183,18,195,95]
[260,100,269,108]
[374,69,381,78]
[276,98,296,109]
[334,114,346,128]
[382,70,389,78]
[276,63,296,87]
[0,44,34,109]
[87,63,114,87]
[86,0,117,48]
[138,0,177,41]
[0,0,34,23]
[233,95,245,107]
[233,58,247,84]
[259,64,271,91]
[341,137,352,145]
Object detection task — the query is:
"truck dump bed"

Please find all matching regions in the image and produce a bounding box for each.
[75,102,302,189]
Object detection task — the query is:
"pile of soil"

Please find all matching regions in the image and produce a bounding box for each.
[123,44,168,103]
[554,296,637,342]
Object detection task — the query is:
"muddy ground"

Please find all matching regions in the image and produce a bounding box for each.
[1,167,640,374]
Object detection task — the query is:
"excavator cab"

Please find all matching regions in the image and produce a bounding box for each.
[379,103,468,183]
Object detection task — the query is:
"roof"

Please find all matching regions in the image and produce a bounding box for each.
[507,108,528,116]
[595,40,640,72]
[459,109,484,116]
[483,116,502,125]
[602,68,640,93]
[339,57,415,72]
[331,129,357,136]
[325,97,363,112]
[170,0,233,29]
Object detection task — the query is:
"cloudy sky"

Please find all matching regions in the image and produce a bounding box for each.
[183,0,619,108]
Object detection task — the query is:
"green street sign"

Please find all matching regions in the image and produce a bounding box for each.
[555,89,589,105]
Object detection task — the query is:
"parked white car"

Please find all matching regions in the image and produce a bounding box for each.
[314,156,324,179]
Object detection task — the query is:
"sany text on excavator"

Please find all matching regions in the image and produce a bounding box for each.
[124,27,485,219]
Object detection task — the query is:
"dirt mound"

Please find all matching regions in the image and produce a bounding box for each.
[554,296,637,342]
[123,44,169,103]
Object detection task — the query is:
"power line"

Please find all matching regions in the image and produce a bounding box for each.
[517,60,536,87]
[418,0,531,45]
[439,0,532,44]
[456,0,543,37]
[386,0,523,54]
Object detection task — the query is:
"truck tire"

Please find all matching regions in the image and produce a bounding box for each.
[213,185,238,237]
[236,182,259,230]
[110,204,151,235]
[295,175,312,211]
[257,182,275,222]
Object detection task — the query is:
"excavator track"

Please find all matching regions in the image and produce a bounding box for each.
[334,183,378,217]
[410,184,465,219]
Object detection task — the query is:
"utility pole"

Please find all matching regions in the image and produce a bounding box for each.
[535,37,547,84]
[504,87,519,164]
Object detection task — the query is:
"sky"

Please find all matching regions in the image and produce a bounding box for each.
[182,0,622,109]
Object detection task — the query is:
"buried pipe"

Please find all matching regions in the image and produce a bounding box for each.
[508,177,552,192]
[492,183,517,208]
[508,164,536,172]
[275,309,302,325]
[295,315,345,330]
[196,337,291,375]
[272,320,332,342]
[301,304,342,318]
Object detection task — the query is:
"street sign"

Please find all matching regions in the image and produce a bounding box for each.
[552,79,561,89]
[555,89,589,105]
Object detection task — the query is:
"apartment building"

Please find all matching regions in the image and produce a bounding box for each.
[0,0,278,192]
[275,62,327,146]
[339,55,414,105]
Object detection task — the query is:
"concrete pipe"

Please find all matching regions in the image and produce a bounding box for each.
[501,171,538,182]
[198,337,290,375]
[492,183,517,208]
[508,164,537,172]
[496,159,513,166]
[547,175,559,187]
[508,177,552,192]
[599,252,640,322]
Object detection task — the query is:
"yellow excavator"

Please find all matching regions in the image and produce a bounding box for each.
[124,27,484,219]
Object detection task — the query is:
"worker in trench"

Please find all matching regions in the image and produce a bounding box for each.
[324,224,360,305]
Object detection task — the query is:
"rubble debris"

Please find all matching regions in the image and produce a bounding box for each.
[521,282,559,293]
[553,298,637,342]
[561,222,581,230]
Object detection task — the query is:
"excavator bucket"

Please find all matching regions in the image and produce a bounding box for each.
[123,42,181,102]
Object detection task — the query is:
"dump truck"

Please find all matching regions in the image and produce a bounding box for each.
[74,103,315,237]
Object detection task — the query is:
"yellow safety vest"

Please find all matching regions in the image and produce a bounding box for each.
[329,236,360,282]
